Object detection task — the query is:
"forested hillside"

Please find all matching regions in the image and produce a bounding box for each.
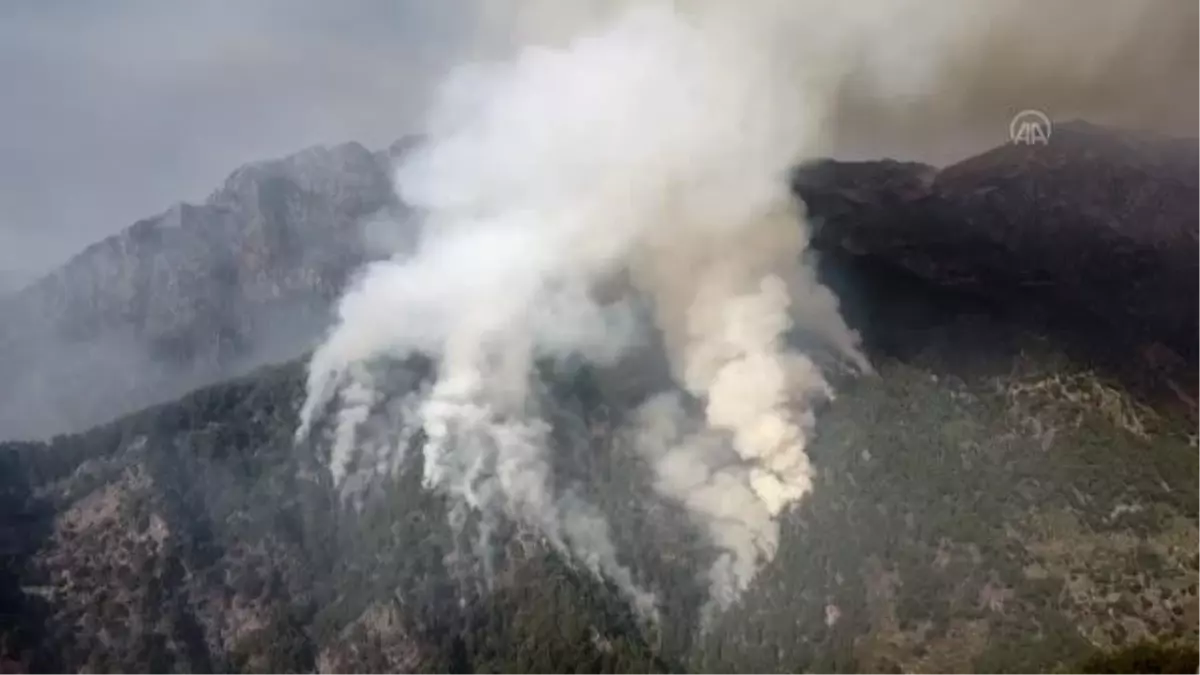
[0,125,1195,672]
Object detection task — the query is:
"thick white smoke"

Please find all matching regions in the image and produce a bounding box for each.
[298,0,871,617]
[298,0,1191,620]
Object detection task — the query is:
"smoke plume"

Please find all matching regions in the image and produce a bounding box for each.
[481,0,1196,162]
[298,0,1193,619]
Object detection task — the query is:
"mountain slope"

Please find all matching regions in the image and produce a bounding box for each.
[796,121,1198,406]
[0,141,406,441]
[0,126,1195,672]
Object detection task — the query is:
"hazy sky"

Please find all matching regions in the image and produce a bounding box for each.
[0,1,481,276]
[2,1,1194,281]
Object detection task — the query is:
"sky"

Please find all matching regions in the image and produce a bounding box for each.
[0,1,483,277]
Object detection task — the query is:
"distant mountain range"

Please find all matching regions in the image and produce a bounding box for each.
[0,123,1195,672]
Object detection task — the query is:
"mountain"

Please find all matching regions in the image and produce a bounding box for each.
[796,121,1198,408]
[0,140,408,441]
[0,125,1196,673]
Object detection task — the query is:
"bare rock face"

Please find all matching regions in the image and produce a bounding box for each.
[0,142,406,440]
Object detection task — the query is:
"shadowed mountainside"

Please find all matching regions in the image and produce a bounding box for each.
[796,121,1197,409]
[0,125,1195,672]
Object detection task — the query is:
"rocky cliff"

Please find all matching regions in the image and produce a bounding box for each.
[0,141,408,440]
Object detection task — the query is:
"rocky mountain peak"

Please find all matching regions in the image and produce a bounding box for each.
[208,141,391,216]
[0,140,409,440]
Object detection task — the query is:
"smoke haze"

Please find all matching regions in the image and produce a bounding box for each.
[297,0,1197,622]
[476,0,1197,161]
[821,0,1198,161]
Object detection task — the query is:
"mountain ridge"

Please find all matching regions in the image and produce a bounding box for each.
[0,140,410,440]
[796,121,1198,410]
[0,122,1195,672]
